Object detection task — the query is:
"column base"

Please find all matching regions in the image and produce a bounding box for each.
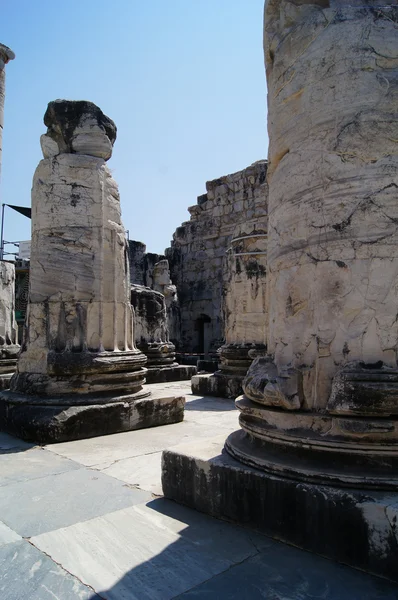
[145,364,197,384]
[191,372,244,399]
[0,388,185,444]
[0,358,17,390]
[161,435,398,583]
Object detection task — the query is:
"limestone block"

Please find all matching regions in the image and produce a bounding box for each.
[40,134,59,158]
[43,99,116,160]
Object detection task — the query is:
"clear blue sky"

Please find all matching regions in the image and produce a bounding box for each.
[1,0,268,256]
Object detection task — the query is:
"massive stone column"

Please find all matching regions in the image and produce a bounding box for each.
[192,219,267,398]
[0,100,185,443]
[0,44,15,181]
[0,45,18,387]
[131,284,196,383]
[0,261,19,388]
[226,0,398,488]
[162,2,398,580]
[152,259,181,347]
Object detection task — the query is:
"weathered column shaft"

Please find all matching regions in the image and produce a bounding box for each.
[0,100,185,442]
[225,0,398,489]
[0,44,15,180]
[224,227,268,346]
[18,154,134,366]
[264,0,398,407]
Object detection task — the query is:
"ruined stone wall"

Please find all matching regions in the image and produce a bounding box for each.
[128,241,181,347]
[128,241,164,288]
[166,161,268,354]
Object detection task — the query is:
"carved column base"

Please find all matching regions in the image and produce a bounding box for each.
[225,361,398,490]
[138,341,197,384]
[191,343,266,399]
[138,342,177,368]
[0,359,17,390]
[162,436,398,582]
[145,364,197,385]
[0,387,185,444]
[0,349,186,442]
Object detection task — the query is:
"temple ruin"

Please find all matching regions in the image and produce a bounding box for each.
[0,100,185,443]
[166,161,268,355]
[162,0,398,582]
[192,199,268,398]
[130,283,196,383]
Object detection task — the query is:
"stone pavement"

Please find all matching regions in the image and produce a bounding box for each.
[0,381,397,600]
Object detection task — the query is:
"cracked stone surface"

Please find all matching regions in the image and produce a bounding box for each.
[264,1,398,407]
[0,262,19,378]
[0,43,15,181]
[1,382,397,598]
[165,161,268,353]
[224,1,398,486]
[0,101,187,443]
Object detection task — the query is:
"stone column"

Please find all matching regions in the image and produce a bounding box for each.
[131,284,196,383]
[192,219,267,398]
[162,2,398,579]
[0,44,15,181]
[152,259,181,346]
[226,0,398,488]
[0,100,185,443]
[0,45,18,388]
[0,261,19,387]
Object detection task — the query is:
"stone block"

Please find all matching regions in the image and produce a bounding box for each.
[191,373,242,400]
[162,435,398,583]
[145,364,197,384]
[0,389,185,444]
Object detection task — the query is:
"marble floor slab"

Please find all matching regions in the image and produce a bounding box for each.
[175,540,398,599]
[101,450,164,495]
[0,467,152,537]
[31,499,266,600]
[0,446,80,486]
[45,393,238,470]
[0,540,100,600]
[0,521,20,547]
[0,431,33,452]
[1,383,398,599]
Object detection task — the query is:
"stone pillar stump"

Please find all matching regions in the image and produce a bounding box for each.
[0,100,185,442]
[131,284,196,384]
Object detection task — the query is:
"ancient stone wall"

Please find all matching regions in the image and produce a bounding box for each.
[128,241,165,288]
[166,161,268,353]
[128,241,181,347]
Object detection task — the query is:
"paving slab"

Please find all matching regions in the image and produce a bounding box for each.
[31,498,268,600]
[102,450,164,495]
[0,446,81,486]
[45,403,237,471]
[0,467,152,537]
[175,541,398,599]
[0,540,100,600]
[0,431,33,452]
[0,521,20,547]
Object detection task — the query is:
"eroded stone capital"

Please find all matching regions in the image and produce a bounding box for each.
[0,44,15,70]
[42,99,117,160]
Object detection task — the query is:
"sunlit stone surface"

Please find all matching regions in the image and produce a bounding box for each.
[0,100,184,442]
[226,0,398,489]
[163,1,398,580]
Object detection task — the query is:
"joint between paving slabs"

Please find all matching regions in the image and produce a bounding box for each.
[24,537,106,600]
